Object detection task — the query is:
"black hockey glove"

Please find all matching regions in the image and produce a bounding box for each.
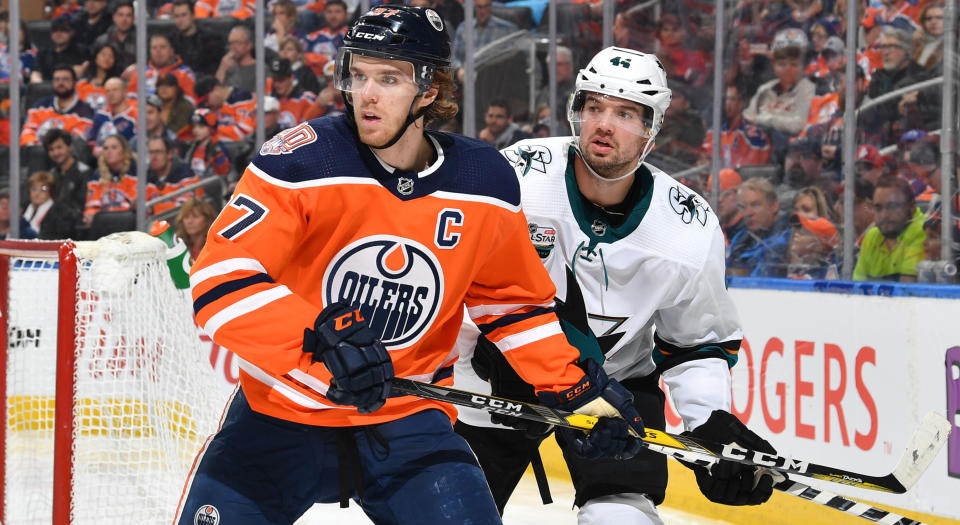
[471,335,554,439]
[305,302,394,414]
[681,410,777,506]
[540,359,644,460]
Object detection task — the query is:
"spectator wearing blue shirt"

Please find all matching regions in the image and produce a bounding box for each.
[728,177,791,277]
[452,0,517,83]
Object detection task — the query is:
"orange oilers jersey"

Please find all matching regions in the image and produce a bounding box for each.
[20,96,96,146]
[212,88,256,142]
[194,0,255,18]
[76,80,108,113]
[190,116,586,427]
[701,119,771,170]
[266,79,317,129]
[128,59,197,102]
[805,92,839,128]
[85,173,158,215]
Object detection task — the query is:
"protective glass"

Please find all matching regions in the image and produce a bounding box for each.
[334,47,426,99]
[567,92,653,138]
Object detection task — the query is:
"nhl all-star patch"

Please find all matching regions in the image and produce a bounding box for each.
[528,222,557,258]
[503,145,552,175]
[668,185,709,226]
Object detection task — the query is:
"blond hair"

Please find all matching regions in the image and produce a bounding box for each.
[97,134,135,182]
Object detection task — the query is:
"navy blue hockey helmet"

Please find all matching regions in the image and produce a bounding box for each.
[335,6,451,94]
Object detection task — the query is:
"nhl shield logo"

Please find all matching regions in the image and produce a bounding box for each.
[591,219,607,236]
[194,505,220,525]
[397,177,415,196]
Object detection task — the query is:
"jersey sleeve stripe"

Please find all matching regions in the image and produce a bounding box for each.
[492,321,563,352]
[193,273,275,315]
[466,301,555,319]
[201,286,293,337]
[474,306,556,334]
[286,368,329,396]
[237,358,343,410]
[190,257,268,289]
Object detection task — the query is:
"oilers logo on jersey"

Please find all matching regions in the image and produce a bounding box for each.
[669,185,709,226]
[322,235,444,349]
[193,505,220,525]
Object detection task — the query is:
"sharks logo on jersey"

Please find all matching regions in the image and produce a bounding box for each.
[528,222,557,258]
[323,235,444,349]
[669,185,709,226]
[503,145,552,175]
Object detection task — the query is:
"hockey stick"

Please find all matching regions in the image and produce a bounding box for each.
[670,450,928,524]
[392,379,951,494]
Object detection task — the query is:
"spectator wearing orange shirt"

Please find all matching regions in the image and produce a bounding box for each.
[76,41,123,112]
[303,0,349,76]
[148,136,196,215]
[700,84,771,170]
[195,75,255,143]
[126,33,197,103]
[266,58,315,129]
[83,134,146,226]
[21,65,96,146]
[194,0,256,19]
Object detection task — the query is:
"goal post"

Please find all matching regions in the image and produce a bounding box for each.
[0,233,226,525]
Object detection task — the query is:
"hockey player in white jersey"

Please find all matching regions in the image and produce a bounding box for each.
[453,47,779,524]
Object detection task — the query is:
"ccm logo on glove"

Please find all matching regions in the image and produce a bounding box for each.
[333,309,365,331]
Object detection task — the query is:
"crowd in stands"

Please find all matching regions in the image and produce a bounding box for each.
[0,0,957,283]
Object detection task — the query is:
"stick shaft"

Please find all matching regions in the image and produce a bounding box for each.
[393,378,923,493]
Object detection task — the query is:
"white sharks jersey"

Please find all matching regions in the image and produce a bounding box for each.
[454,136,743,431]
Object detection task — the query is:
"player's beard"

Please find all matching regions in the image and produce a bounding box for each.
[580,134,647,180]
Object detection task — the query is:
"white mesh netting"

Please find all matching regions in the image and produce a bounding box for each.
[3,232,225,525]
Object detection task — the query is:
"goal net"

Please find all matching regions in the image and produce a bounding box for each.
[1,232,226,525]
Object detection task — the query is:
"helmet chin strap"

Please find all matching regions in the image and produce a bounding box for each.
[369,95,429,150]
[343,91,430,150]
[571,141,643,183]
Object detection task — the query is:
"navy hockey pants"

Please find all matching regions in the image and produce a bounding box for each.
[174,389,501,525]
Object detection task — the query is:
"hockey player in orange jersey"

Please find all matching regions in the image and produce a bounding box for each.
[176,7,644,525]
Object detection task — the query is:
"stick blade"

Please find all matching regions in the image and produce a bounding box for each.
[892,412,952,491]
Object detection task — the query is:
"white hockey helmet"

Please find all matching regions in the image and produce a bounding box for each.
[568,46,672,166]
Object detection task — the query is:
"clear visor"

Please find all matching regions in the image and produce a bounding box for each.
[567,91,654,138]
[334,47,429,99]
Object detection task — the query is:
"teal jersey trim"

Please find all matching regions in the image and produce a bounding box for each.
[563,145,655,247]
[652,344,740,369]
